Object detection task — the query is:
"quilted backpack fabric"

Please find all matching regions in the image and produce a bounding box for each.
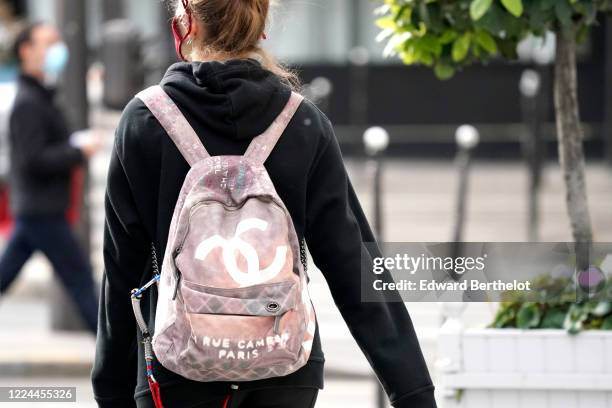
[135,85,316,382]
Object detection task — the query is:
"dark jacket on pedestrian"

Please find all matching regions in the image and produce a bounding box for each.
[8,75,85,217]
[91,58,435,408]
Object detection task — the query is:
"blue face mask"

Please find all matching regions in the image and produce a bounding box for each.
[43,42,69,78]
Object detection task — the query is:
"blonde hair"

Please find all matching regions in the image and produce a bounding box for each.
[170,0,300,90]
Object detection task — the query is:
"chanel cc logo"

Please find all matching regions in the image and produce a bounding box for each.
[194,218,287,287]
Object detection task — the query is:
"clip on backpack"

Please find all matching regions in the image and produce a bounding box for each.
[130,86,317,408]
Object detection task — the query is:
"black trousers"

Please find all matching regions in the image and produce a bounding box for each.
[137,386,319,408]
[0,215,98,333]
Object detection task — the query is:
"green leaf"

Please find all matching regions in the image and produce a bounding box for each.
[555,1,573,27]
[394,5,410,23]
[452,33,472,62]
[564,303,588,334]
[517,303,542,328]
[602,315,612,330]
[416,34,443,56]
[476,3,506,37]
[416,22,428,36]
[583,2,598,25]
[592,301,612,317]
[376,16,397,30]
[434,63,455,80]
[540,0,557,10]
[501,0,524,17]
[490,303,517,328]
[401,53,417,65]
[401,43,418,64]
[527,3,554,33]
[540,308,565,329]
[470,0,493,21]
[418,50,434,66]
[497,38,519,59]
[439,30,459,44]
[474,30,498,53]
[565,318,583,334]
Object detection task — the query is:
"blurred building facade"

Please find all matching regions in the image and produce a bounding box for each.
[2,0,612,159]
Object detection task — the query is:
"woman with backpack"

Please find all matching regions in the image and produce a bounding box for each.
[91,1,435,407]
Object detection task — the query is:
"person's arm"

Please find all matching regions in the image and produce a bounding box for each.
[304,118,436,408]
[91,135,149,408]
[10,101,84,176]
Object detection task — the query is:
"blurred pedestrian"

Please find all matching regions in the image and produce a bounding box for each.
[91,1,434,407]
[0,22,100,334]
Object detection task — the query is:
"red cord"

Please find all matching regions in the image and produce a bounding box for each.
[222,394,231,408]
[182,0,193,39]
[148,378,164,408]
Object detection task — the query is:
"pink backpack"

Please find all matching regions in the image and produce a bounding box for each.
[130,86,316,393]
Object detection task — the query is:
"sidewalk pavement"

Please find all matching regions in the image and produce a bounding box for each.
[0,329,94,378]
[0,376,383,408]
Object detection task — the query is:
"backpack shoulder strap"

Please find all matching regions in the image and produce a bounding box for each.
[244,92,304,165]
[136,85,209,166]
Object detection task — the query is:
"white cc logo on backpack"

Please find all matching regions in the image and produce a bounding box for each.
[194,218,288,287]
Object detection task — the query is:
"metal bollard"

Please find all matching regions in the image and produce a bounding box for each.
[363,126,389,408]
[451,125,479,284]
[452,125,482,303]
[101,19,145,110]
[519,69,543,242]
[364,127,389,241]
[452,125,479,243]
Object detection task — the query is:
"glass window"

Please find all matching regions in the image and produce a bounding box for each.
[26,0,56,24]
[266,0,393,65]
[266,0,350,64]
[125,0,160,39]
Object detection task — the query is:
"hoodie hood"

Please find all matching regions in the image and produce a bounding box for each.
[159,58,292,141]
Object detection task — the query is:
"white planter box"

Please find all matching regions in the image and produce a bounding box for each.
[438,329,612,408]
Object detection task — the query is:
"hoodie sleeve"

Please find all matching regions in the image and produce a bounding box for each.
[304,117,436,408]
[91,133,150,407]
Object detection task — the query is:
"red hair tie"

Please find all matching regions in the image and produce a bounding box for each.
[172,0,194,61]
[181,0,193,38]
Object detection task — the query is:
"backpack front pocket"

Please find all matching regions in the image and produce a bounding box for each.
[175,279,306,379]
[181,279,297,318]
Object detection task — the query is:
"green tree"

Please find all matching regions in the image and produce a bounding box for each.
[376,0,611,265]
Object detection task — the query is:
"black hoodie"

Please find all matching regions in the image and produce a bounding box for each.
[8,75,85,217]
[92,59,435,408]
